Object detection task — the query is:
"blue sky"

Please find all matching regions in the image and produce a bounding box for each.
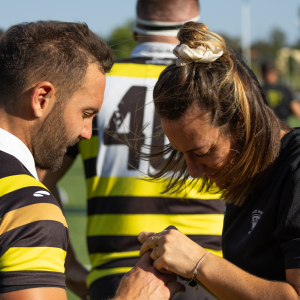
[1,0,299,45]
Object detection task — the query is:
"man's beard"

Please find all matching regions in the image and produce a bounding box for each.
[31,103,79,172]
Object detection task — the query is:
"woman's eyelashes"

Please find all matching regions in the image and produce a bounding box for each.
[195,149,211,158]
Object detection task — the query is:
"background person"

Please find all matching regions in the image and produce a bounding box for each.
[39,0,225,299]
[261,61,300,120]
[137,21,300,299]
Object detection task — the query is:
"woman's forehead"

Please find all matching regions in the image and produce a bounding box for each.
[161,104,210,129]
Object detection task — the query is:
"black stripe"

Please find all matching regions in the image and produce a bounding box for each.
[115,57,176,65]
[89,273,124,300]
[0,284,64,294]
[136,23,183,31]
[189,234,222,250]
[88,196,225,215]
[0,271,65,289]
[0,186,61,216]
[92,117,98,137]
[96,257,139,270]
[88,235,222,254]
[0,151,33,179]
[0,221,69,257]
[84,157,97,179]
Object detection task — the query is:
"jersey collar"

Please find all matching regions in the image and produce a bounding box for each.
[0,128,39,180]
[130,42,176,59]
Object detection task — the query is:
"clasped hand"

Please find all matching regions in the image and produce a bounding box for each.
[138,226,207,279]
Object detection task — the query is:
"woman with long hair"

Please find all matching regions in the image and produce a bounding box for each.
[138,22,300,299]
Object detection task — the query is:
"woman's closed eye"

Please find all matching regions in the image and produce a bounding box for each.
[195,149,211,158]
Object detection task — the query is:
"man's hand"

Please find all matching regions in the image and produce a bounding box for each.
[114,251,185,300]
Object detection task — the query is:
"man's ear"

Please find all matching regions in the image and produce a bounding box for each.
[31,81,56,118]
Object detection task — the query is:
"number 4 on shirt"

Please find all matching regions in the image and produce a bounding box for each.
[103,86,165,170]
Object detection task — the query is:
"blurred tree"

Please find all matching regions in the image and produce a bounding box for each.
[106,20,137,59]
[251,40,271,60]
[251,27,287,64]
[0,28,5,38]
[294,39,300,50]
[218,33,241,53]
[269,28,287,59]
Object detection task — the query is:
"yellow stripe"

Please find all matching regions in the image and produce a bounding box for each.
[87,267,132,287]
[0,203,68,235]
[90,250,139,267]
[87,214,223,236]
[87,248,222,286]
[0,247,66,273]
[90,249,222,269]
[0,174,48,198]
[78,136,99,160]
[107,63,166,79]
[86,176,221,200]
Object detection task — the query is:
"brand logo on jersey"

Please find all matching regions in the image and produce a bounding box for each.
[248,209,263,234]
[33,190,50,197]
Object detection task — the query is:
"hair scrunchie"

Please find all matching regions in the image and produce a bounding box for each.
[173,44,223,67]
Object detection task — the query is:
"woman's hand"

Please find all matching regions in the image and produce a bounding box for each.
[138,226,207,278]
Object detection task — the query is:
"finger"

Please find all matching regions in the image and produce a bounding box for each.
[138,231,156,244]
[157,268,173,274]
[150,247,160,261]
[167,282,186,296]
[139,250,153,264]
[140,236,159,257]
[155,268,177,281]
[153,257,175,275]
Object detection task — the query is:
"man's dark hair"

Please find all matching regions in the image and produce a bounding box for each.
[0,21,114,108]
[136,0,199,20]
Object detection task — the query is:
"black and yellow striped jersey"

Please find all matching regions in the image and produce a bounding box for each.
[0,151,68,293]
[66,56,225,288]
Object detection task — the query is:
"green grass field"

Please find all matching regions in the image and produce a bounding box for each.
[60,115,300,300]
[58,156,89,300]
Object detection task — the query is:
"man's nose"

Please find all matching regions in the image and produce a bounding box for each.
[80,121,93,140]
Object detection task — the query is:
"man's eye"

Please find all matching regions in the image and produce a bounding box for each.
[83,113,91,119]
[195,149,210,158]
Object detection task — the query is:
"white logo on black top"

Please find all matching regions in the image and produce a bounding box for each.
[33,190,50,197]
[248,209,263,234]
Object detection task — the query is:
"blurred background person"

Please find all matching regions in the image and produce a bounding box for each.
[39,0,225,299]
[261,61,300,120]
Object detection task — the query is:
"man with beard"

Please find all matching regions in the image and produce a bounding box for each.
[0,21,183,300]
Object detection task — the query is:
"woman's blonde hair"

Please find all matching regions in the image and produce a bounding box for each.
[143,22,289,205]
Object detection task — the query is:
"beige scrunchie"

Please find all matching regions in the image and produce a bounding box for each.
[173,44,223,67]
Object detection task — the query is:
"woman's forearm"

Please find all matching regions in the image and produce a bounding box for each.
[198,254,299,300]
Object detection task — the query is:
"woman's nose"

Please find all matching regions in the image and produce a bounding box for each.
[185,156,206,178]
